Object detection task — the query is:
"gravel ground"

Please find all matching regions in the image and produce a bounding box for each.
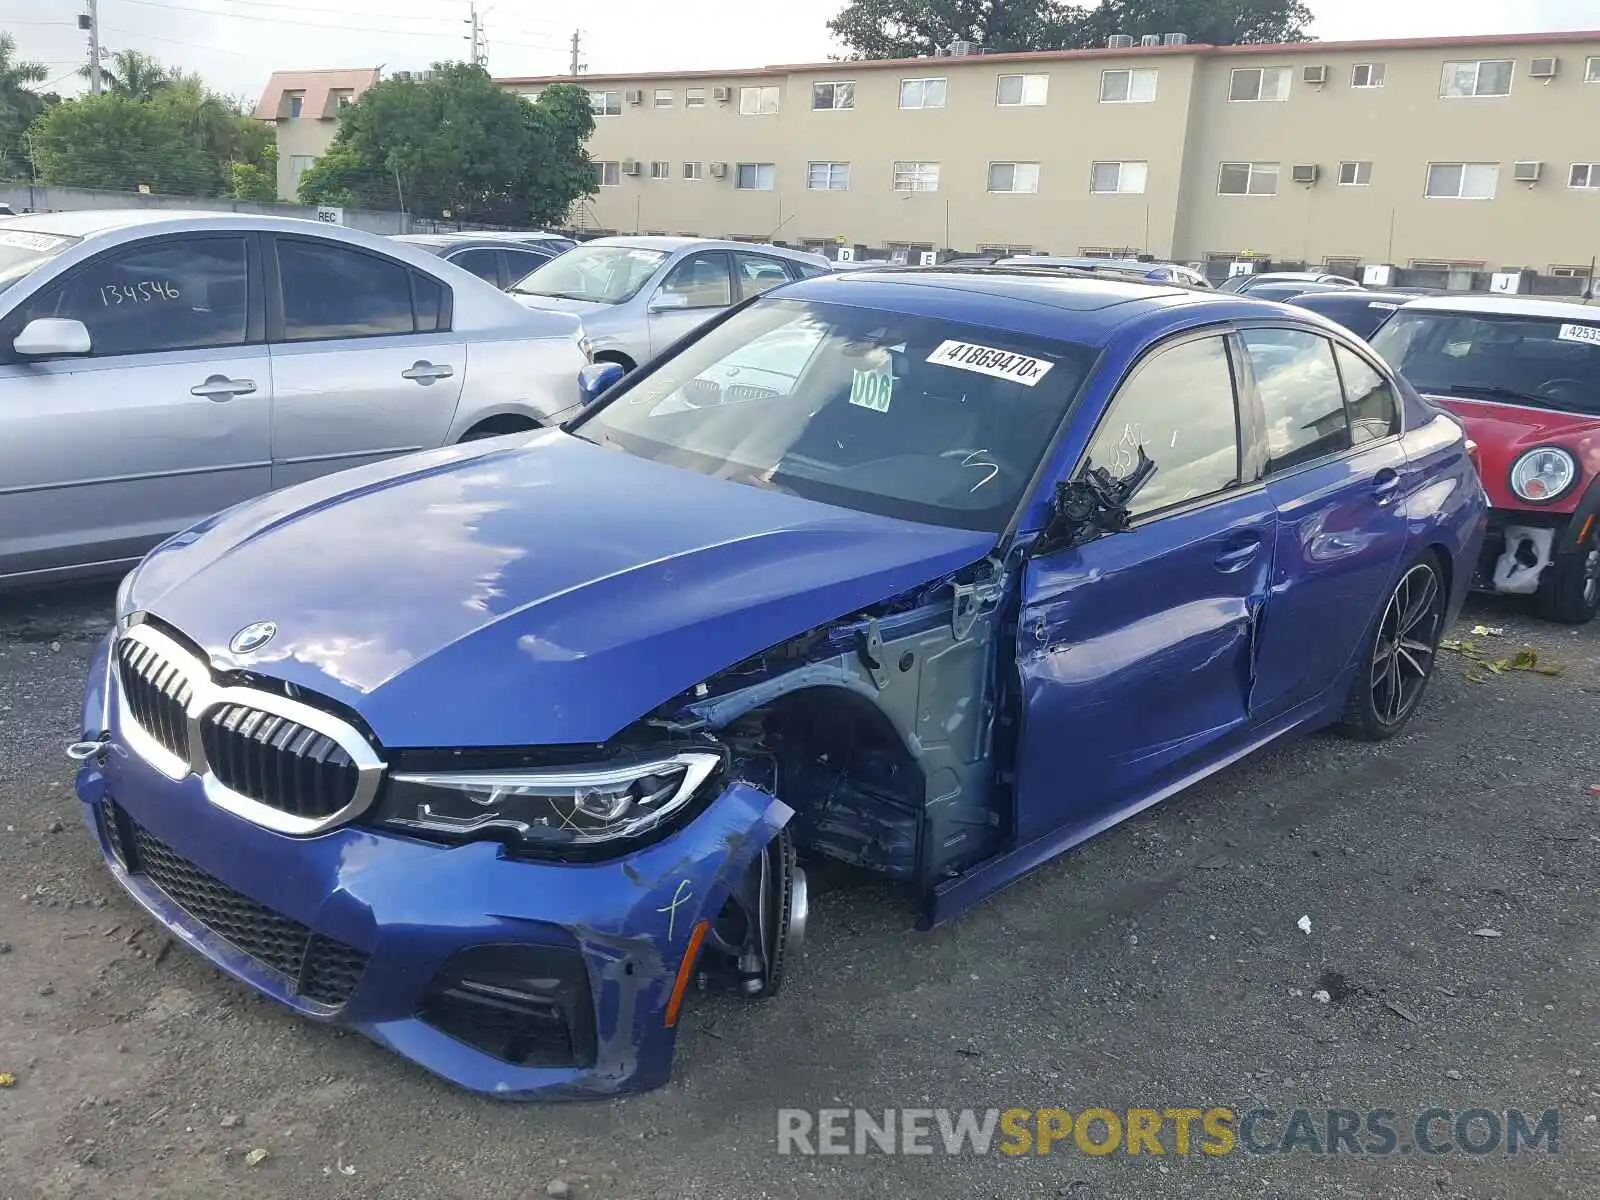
[0,583,1596,1200]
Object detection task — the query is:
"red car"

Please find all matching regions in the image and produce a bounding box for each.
[1370,295,1600,624]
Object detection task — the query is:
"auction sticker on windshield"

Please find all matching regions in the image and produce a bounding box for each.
[850,367,894,412]
[0,230,70,252]
[927,340,1054,386]
[1556,323,1600,346]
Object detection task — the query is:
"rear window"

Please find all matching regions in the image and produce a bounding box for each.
[1371,310,1600,416]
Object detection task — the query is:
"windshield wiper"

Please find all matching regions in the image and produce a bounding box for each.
[514,289,604,303]
[1427,382,1562,409]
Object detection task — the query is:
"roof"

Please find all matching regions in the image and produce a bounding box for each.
[496,29,1600,86]
[1397,294,1600,320]
[392,232,567,248]
[1,210,240,237]
[254,68,380,120]
[585,234,831,264]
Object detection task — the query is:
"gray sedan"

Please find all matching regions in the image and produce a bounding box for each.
[0,210,589,589]
[507,236,831,373]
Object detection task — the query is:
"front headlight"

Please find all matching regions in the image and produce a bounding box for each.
[377,750,723,854]
[1509,446,1577,503]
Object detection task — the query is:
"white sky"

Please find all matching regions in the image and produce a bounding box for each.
[2,0,1596,104]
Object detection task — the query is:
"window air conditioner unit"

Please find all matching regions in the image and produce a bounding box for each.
[1513,160,1543,183]
[1291,163,1320,184]
[713,86,732,103]
[1162,33,1188,46]
[709,161,728,178]
[621,158,641,175]
[1139,35,1161,47]
[1530,57,1559,79]
[625,89,645,105]
[1302,64,1327,85]
[1107,34,1135,49]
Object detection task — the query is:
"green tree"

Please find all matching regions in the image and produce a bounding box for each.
[0,32,51,180]
[29,93,216,194]
[299,64,596,225]
[80,49,173,101]
[827,0,1313,59]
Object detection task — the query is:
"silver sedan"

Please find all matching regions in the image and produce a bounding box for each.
[507,236,831,374]
[0,210,590,589]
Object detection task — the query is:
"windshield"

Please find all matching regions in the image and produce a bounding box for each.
[0,229,78,296]
[1371,310,1600,416]
[509,244,668,303]
[573,299,1095,531]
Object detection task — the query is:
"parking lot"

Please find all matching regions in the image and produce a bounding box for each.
[0,582,1593,1199]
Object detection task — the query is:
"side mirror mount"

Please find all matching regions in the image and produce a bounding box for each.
[1035,448,1158,555]
[648,291,690,312]
[14,317,91,358]
[578,360,626,404]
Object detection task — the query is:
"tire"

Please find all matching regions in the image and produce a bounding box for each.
[1338,555,1447,742]
[1535,533,1600,626]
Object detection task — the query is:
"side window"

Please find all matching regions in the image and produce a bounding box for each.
[1241,328,1350,473]
[502,249,545,285]
[446,247,500,285]
[21,236,248,357]
[277,239,437,341]
[734,253,794,299]
[1086,335,1241,518]
[412,271,443,333]
[1335,344,1400,444]
[659,252,733,309]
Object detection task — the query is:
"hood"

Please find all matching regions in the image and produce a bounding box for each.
[1427,394,1600,513]
[509,292,610,317]
[127,433,996,748]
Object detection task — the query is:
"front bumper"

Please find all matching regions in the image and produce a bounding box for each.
[75,632,789,1100]
[1471,507,1576,593]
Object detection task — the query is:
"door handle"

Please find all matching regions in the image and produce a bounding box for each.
[190,375,255,401]
[1371,469,1401,506]
[1213,535,1263,573]
[401,360,454,385]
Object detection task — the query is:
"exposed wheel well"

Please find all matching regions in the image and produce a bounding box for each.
[731,686,924,882]
[593,350,636,373]
[457,414,538,443]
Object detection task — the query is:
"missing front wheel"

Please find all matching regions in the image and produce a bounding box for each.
[700,826,806,998]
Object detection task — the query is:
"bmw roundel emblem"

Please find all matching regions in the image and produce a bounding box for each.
[229,621,277,655]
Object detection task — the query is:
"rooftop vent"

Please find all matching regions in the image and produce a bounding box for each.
[1162,32,1188,46]
[1107,34,1136,49]
[949,39,979,56]
[1140,35,1161,47]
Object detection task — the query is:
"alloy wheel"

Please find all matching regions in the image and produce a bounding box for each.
[1370,563,1443,726]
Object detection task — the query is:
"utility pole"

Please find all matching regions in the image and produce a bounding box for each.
[569,30,585,77]
[464,3,487,69]
[80,0,103,94]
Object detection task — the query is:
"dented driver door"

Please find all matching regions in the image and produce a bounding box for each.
[1010,332,1275,846]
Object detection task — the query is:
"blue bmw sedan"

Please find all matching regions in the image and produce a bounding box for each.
[73,268,1486,1100]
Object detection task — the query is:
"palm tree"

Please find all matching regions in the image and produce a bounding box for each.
[0,32,49,179]
[80,49,172,101]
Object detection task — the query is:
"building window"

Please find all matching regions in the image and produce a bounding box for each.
[988,162,1041,193]
[285,91,304,118]
[1338,161,1373,186]
[1569,163,1600,189]
[1441,60,1513,97]
[331,89,354,110]
[593,160,620,187]
[735,162,776,190]
[683,161,703,180]
[1229,67,1291,102]
[1551,264,1592,283]
[653,89,673,108]
[812,81,855,110]
[649,161,671,180]
[1588,57,1600,83]
[1090,161,1148,194]
[1350,63,1385,89]
[892,161,940,191]
[807,161,850,190]
[686,88,706,107]
[288,154,315,189]
[519,89,542,103]
[996,73,1048,106]
[899,77,947,109]
[1218,161,1279,196]
[1100,68,1158,103]
[739,86,779,116]
[1425,162,1498,199]
[589,90,622,116]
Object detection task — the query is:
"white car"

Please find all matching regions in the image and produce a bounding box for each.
[0,210,589,589]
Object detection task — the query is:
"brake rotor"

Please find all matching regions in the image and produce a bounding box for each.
[703,825,805,998]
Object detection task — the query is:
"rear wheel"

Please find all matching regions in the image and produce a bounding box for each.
[1338,556,1446,741]
[1536,531,1600,625]
[700,826,806,998]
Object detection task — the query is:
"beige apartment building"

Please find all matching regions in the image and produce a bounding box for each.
[254,68,381,202]
[499,30,1600,282]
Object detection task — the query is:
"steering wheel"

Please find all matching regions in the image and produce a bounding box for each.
[1537,378,1586,403]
